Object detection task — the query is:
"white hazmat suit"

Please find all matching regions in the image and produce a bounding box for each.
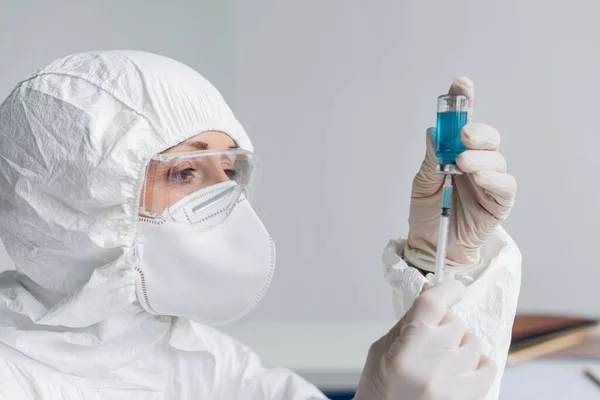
[0,51,521,399]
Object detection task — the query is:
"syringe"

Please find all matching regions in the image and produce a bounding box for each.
[434,174,453,283]
[433,93,469,284]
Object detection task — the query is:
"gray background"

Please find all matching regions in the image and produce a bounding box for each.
[0,0,597,321]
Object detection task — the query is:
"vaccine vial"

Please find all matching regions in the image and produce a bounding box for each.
[436,94,468,174]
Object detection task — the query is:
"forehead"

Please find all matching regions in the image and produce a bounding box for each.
[161,131,236,154]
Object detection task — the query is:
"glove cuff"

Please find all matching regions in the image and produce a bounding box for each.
[402,241,481,273]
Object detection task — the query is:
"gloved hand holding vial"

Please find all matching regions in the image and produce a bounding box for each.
[404,77,517,280]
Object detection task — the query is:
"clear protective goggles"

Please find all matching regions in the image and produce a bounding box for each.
[139,148,261,227]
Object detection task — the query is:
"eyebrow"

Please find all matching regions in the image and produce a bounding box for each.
[186,141,208,151]
[155,139,240,170]
[183,140,239,151]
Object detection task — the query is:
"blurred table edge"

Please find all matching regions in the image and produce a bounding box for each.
[220,321,600,391]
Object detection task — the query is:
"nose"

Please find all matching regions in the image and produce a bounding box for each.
[204,157,231,186]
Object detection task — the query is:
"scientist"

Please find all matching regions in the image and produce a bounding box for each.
[0,51,519,400]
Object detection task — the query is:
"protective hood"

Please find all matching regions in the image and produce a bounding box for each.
[0,50,252,375]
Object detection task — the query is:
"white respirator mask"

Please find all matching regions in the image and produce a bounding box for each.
[135,148,275,326]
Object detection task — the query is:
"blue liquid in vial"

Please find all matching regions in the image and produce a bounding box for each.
[435,111,468,164]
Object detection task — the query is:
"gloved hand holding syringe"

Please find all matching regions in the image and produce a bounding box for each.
[405,77,516,283]
[433,94,469,283]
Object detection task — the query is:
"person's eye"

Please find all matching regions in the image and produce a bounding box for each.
[171,167,197,183]
[224,169,237,180]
